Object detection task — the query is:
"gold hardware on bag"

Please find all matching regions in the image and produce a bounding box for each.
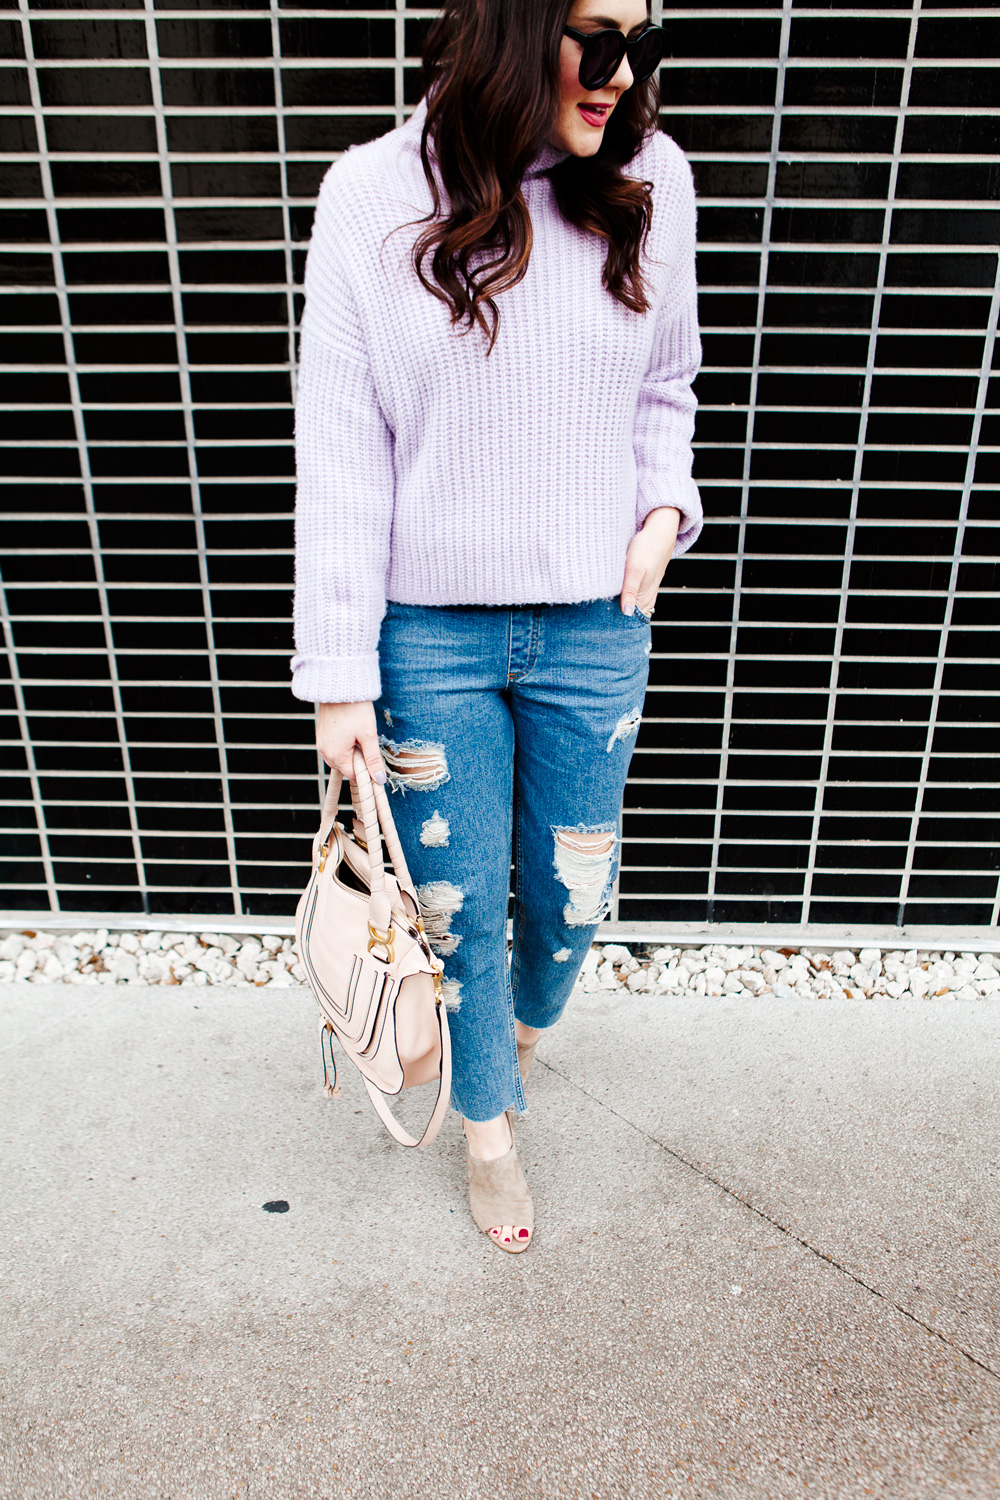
[318,841,330,872]
[433,969,443,1005]
[367,921,394,963]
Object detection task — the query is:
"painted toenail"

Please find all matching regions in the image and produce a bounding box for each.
[518,1228,529,1238]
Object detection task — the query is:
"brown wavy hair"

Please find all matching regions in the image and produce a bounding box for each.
[413,0,660,351]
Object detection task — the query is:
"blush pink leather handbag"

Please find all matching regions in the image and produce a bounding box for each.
[295,747,452,1148]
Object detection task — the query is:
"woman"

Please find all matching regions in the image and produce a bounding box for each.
[292,0,702,1253]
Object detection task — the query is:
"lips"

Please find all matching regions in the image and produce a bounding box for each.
[577,102,611,128]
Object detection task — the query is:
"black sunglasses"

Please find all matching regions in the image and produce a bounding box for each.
[563,23,665,91]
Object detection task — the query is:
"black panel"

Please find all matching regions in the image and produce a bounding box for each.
[1,5,996,934]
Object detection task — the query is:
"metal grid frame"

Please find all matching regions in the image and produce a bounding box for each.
[1,1,998,927]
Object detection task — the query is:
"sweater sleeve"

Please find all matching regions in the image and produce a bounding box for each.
[290,185,395,704]
[633,150,704,558]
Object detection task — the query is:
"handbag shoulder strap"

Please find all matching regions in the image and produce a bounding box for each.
[359,997,452,1147]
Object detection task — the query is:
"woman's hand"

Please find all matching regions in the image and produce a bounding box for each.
[619,506,682,617]
[316,701,386,785]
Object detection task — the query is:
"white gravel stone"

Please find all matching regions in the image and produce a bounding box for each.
[760,949,788,971]
[108,950,138,982]
[14,949,36,978]
[236,940,263,972]
[139,953,173,983]
[3,928,998,1003]
[579,948,600,979]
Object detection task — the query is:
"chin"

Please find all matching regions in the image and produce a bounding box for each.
[564,128,604,158]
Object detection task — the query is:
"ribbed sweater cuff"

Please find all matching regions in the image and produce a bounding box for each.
[637,475,704,558]
[290,653,382,705]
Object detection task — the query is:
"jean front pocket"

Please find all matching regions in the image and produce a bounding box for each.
[617,601,652,628]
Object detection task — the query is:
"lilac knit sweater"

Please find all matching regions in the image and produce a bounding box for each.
[291,100,703,704]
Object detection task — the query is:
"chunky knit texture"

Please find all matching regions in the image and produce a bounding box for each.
[292,100,703,704]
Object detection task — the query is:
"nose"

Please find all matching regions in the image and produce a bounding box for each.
[608,50,634,91]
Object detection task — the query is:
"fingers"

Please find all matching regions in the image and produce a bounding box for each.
[358,735,387,787]
[314,702,385,785]
[620,554,646,616]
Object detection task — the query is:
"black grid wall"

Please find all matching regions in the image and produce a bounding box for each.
[1,0,998,929]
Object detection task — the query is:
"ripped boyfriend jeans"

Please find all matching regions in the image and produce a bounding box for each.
[374,595,651,1122]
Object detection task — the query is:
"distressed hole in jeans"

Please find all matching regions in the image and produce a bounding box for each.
[379,736,450,794]
[416,879,464,956]
[552,826,618,929]
[552,947,572,963]
[440,977,463,1012]
[419,810,450,848]
[606,707,642,754]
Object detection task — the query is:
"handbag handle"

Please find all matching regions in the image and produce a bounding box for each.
[313,750,422,940]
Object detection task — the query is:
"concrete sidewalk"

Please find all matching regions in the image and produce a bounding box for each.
[1,980,998,1499]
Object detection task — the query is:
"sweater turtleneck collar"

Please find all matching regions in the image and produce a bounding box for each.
[403,98,571,181]
[524,140,572,178]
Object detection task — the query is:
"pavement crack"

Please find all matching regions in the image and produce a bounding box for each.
[542,1061,1000,1386]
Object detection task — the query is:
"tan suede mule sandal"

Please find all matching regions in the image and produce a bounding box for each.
[465,1114,534,1254]
[516,1035,539,1083]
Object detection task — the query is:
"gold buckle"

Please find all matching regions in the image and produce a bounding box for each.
[318,841,330,872]
[367,922,394,963]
